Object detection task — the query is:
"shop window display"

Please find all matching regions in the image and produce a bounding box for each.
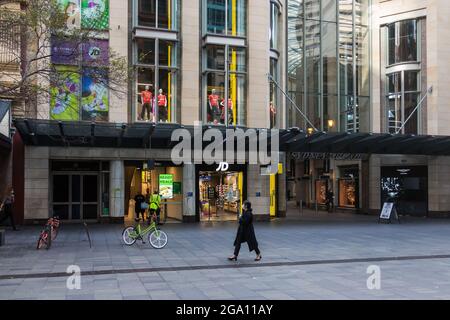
[199,172,242,222]
[338,179,357,208]
[315,180,327,205]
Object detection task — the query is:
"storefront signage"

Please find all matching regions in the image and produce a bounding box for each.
[379,202,400,223]
[291,152,369,161]
[173,182,182,195]
[159,174,173,199]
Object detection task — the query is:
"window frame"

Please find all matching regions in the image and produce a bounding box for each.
[386,19,421,68]
[133,0,179,31]
[202,0,247,38]
[202,43,247,126]
[134,37,179,123]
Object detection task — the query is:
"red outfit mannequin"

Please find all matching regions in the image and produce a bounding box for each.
[140,86,153,121]
[157,89,168,122]
[208,89,221,124]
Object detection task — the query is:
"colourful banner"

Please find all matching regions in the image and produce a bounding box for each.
[51,37,80,65]
[81,0,109,30]
[159,174,174,200]
[50,66,81,120]
[58,0,81,30]
[81,68,109,121]
[82,39,109,66]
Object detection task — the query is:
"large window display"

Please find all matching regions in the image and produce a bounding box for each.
[381,166,428,217]
[204,0,246,37]
[387,19,418,66]
[199,171,243,222]
[135,38,178,123]
[203,44,246,126]
[338,166,359,208]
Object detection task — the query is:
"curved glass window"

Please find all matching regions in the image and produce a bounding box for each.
[388,19,418,65]
[270,2,280,51]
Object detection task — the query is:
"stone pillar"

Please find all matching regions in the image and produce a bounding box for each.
[247,164,270,221]
[110,160,125,218]
[183,164,196,222]
[428,156,450,217]
[369,155,381,215]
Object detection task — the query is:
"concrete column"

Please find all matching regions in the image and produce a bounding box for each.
[110,160,125,218]
[183,164,196,221]
[247,164,270,221]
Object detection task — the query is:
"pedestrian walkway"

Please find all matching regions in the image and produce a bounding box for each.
[1,217,450,299]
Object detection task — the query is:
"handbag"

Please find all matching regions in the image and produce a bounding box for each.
[140,202,149,210]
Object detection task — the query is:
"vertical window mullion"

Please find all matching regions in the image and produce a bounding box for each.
[155,38,160,121]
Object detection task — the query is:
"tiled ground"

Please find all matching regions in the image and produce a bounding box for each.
[2,211,450,300]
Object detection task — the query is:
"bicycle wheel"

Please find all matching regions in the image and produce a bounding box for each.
[36,230,50,250]
[122,227,137,246]
[148,229,168,249]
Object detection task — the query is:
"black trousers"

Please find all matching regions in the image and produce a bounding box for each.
[140,103,152,120]
[234,242,260,257]
[150,208,161,224]
[0,204,17,230]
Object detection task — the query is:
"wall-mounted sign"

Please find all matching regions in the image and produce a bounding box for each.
[291,152,369,161]
[159,174,173,199]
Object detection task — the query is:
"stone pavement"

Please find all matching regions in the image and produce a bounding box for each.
[1,213,450,300]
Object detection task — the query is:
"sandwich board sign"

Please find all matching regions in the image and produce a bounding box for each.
[379,202,400,224]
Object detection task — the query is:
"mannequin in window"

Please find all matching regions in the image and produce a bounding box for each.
[140,85,153,121]
[270,101,277,128]
[208,89,221,124]
[157,89,168,122]
[220,97,234,125]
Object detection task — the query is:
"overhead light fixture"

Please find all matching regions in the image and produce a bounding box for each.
[327,119,335,128]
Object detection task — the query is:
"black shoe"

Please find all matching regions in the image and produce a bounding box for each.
[228,256,237,261]
[255,255,262,261]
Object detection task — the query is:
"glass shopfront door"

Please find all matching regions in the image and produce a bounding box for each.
[52,173,99,220]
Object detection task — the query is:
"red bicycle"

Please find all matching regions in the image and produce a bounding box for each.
[37,216,60,250]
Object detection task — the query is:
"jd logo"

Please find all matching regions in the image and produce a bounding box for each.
[216,162,229,172]
[89,47,101,59]
[66,265,81,290]
[366,265,381,290]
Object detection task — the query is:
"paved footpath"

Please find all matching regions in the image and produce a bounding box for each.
[2,213,450,300]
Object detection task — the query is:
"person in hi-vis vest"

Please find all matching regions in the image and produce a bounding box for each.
[149,190,162,225]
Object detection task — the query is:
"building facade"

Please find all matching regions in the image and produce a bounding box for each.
[288,0,450,218]
[14,0,288,224]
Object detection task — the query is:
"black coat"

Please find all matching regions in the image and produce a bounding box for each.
[234,208,259,252]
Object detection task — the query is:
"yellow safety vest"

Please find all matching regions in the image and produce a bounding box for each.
[150,194,161,210]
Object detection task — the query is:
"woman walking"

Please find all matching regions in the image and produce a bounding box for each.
[228,201,262,261]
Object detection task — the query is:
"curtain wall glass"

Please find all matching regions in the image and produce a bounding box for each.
[136,0,178,30]
[287,0,370,132]
[205,0,246,37]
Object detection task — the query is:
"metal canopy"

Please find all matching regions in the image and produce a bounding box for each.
[12,119,450,156]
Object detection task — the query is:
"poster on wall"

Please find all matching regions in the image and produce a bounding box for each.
[159,174,174,199]
[81,0,109,30]
[51,37,80,65]
[81,68,109,121]
[50,66,80,120]
[82,39,109,66]
[58,0,81,30]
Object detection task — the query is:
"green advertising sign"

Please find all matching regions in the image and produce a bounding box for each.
[159,174,173,199]
[81,0,109,30]
[173,182,182,195]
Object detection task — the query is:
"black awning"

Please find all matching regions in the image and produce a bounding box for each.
[13,119,450,156]
[279,128,450,156]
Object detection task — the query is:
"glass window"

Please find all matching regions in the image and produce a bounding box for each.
[270,2,280,50]
[386,71,420,134]
[270,58,278,128]
[137,0,178,30]
[134,38,178,123]
[136,38,155,65]
[203,44,246,126]
[388,20,418,65]
[205,0,246,37]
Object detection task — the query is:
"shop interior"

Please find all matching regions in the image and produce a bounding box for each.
[199,171,243,222]
[125,163,183,224]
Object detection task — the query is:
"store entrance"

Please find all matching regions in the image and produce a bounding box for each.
[125,161,183,224]
[199,171,243,222]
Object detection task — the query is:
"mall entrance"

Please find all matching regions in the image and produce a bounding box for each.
[197,165,246,222]
[125,161,183,223]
